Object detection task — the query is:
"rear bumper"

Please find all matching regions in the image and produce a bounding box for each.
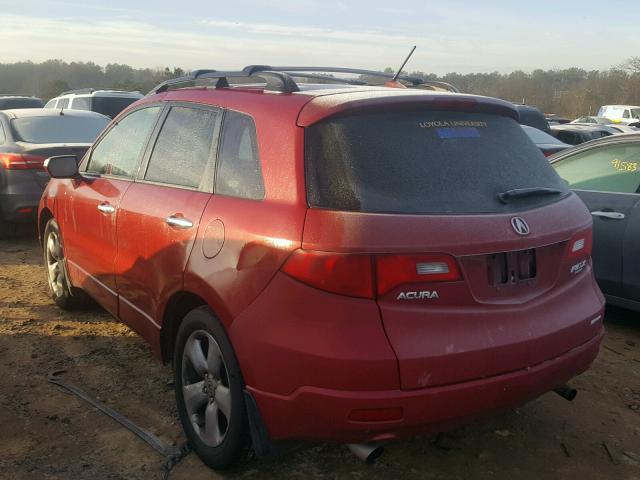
[0,170,45,222]
[249,328,603,443]
[0,192,41,222]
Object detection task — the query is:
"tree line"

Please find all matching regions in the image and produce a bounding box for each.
[1,57,639,118]
[0,60,184,101]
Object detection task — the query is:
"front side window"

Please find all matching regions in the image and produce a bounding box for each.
[86,106,160,177]
[553,143,640,194]
[215,110,265,200]
[623,110,630,119]
[144,106,218,189]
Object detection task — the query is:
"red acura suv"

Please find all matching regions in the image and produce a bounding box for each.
[39,67,605,468]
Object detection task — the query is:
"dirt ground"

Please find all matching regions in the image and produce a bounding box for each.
[0,231,639,480]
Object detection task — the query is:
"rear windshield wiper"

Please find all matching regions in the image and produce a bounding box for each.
[497,187,563,204]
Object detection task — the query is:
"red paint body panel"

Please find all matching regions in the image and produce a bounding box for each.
[229,273,399,396]
[249,328,602,442]
[115,183,210,351]
[60,176,132,316]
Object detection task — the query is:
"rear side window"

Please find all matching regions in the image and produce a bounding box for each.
[215,110,265,200]
[93,97,140,118]
[71,97,92,110]
[57,98,69,109]
[306,111,570,214]
[44,99,56,108]
[144,106,218,189]
[87,106,160,177]
[553,144,640,193]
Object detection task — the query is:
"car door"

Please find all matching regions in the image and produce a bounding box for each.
[61,105,162,315]
[114,104,220,345]
[553,141,640,297]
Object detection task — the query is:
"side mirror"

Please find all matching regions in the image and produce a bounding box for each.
[45,155,78,178]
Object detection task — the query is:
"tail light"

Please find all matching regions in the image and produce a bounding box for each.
[282,250,461,298]
[281,250,374,299]
[376,254,460,296]
[543,151,554,157]
[566,229,593,259]
[0,153,47,170]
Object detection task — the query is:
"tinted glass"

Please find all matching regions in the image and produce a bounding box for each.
[10,115,109,143]
[0,123,5,144]
[0,98,44,109]
[87,106,160,177]
[522,125,566,145]
[632,108,640,119]
[554,143,640,194]
[215,111,264,199]
[306,111,570,214]
[71,97,92,110]
[92,97,140,118]
[556,131,581,145]
[145,106,217,189]
[516,106,550,132]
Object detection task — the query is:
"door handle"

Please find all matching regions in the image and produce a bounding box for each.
[591,211,625,220]
[165,215,193,229]
[97,203,115,214]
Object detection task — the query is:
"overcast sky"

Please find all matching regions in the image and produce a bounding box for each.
[1,0,637,74]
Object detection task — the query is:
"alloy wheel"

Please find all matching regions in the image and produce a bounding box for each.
[45,231,65,298]
[181,330,232,447]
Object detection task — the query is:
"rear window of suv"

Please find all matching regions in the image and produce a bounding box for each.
[305,111,570,214]
[92,97,139,118]
[11,115,110,144]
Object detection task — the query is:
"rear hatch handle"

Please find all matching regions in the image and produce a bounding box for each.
[591,211,625,220]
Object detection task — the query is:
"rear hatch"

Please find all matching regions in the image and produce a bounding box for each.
[299,100,601,390]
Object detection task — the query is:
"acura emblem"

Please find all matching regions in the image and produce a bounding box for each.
[511,217,530,235]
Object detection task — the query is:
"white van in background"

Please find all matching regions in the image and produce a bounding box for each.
[44,89,143,118]
[597,105,640,125]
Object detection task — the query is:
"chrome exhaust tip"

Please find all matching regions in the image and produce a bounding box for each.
[347,443,384,464]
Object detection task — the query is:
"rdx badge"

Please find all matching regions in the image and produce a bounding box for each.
[397,291,440,300]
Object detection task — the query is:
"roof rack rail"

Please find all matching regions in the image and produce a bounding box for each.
[58,88,143,96]
[268,67,458,92]
[148,66,301,95]
[148,65,459,95]
[59,88,95,96]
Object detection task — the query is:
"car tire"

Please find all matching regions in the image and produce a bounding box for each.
[174,306,249,469]
[43,218,87,310]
